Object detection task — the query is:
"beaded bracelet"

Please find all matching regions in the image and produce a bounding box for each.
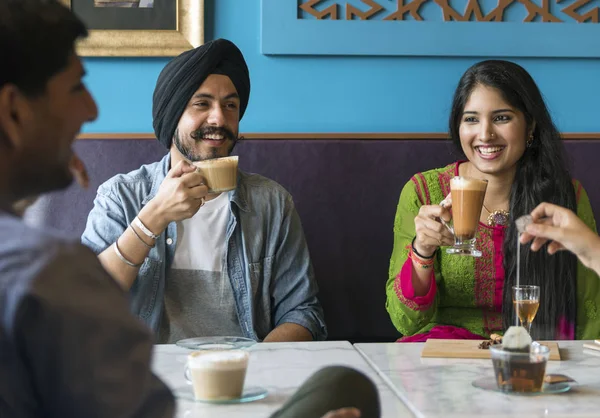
[409,248,434,269]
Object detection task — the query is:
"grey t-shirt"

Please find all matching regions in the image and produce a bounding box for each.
[158,269,242,343]
[158,192,242,343]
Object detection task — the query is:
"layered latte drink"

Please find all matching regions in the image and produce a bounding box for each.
[446,176,488,257]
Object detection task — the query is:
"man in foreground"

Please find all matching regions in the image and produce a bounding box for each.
[0,1,174,416]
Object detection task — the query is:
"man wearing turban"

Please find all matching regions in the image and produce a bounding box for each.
[82,39,326,343]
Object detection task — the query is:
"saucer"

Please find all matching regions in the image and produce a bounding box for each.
[176,336,256,350]
[472,377,572,396]
[174,386,268,404]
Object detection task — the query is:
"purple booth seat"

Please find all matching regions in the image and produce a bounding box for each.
[24,138,600,342]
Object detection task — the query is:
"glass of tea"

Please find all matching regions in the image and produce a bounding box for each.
[490,343,550,393]
[443,177,488,257]
[512,285,540,334]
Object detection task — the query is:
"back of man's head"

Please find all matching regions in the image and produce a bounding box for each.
[0,0,87,97]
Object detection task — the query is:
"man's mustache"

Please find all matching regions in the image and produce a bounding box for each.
[190,127,236,142]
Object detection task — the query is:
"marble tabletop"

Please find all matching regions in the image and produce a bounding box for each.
[152,341,413,418]
[355,341,600,418]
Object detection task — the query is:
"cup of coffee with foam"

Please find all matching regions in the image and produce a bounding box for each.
[184,349,249,401]
[193,156,239,193]
[443,176,488,257]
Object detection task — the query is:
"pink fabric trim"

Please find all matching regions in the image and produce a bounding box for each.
[454,161,466,176]
[393,258,436,311]
[439,172,450,198]
[483,312,503,335]
[473,221,506,335]
[474,228,495,308]
[417,173,431,205]
[492,226,505,312]
[556,316,575,340]
[400,259,436,303]
[397,325,486,342]
[411,176,424,206]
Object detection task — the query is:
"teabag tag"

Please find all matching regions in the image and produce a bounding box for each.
[515,215,533,234]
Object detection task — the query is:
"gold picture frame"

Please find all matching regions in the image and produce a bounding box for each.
[59,0,204,57]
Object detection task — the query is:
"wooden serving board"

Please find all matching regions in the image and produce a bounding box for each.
[421,339,561,361]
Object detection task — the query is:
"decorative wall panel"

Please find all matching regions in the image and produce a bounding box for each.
[261,0,600,56]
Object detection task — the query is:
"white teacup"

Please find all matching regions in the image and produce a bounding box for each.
[184,349,249,401]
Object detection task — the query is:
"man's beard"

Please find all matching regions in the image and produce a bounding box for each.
[173,126,238,162]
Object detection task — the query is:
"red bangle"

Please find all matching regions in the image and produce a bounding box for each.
[409,248,434,269]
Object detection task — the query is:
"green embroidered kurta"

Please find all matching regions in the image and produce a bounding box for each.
[386,162,600,340]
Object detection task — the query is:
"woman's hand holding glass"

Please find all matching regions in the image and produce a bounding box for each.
[413,195,455,258]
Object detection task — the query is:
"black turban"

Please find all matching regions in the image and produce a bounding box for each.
[152,38,250,149]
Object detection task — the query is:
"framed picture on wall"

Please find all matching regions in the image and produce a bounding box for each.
[59,0,204,56]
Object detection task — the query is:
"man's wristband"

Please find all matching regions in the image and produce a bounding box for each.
[133,216,159,240]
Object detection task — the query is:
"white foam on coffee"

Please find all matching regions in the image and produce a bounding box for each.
[450,176,488,191]
[193,156,239,192]
[189,350,248,370]
[196,155,238,167]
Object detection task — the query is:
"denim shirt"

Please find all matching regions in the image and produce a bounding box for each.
[82,154,327,341]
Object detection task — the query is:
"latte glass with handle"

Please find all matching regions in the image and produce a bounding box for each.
[440,176,488,257]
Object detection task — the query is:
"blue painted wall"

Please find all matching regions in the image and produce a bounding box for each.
[82,0,600,134]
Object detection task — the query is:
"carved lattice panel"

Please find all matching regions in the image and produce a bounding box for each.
[298,0,600,22]
[262,0,600,56]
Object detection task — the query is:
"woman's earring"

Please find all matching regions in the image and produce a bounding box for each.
[526,133,534,148]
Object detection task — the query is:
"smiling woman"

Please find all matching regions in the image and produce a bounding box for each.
[386,59,600,344]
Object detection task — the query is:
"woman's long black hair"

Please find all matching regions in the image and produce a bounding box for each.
[449,60,577,340]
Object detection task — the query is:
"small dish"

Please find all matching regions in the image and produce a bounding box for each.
[174,386,268,404]
[472,377,572,396]
[176,336,256,350]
